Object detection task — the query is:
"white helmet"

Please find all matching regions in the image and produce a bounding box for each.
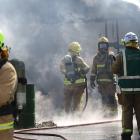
[123,32,138,48]
[123,32,138,43]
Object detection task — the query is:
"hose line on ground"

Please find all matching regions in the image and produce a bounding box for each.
[14,135,36,140]
[15,119,121,133]
[14,131,68,140]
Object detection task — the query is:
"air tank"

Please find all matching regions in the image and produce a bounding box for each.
[10,59,35,129]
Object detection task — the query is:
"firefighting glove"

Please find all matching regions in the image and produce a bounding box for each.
[90,75,96,89]
[109,52,116,61]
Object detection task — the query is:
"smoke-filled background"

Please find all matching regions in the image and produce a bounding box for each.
[1,0,140,124]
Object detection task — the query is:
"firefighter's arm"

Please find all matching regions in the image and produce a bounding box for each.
[117,93,123,105]
[109,51,116,61]
[112,53,122,75]
[0,62,17,107]
[78,57,90,74]
[90,57,97,89]
[112,52,124,105]
[116,84,123,105]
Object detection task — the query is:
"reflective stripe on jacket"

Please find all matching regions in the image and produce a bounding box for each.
[118,48,140,92]
[0,121,14,131]
[122,128,132,134]
[64,78,85,86]
[97,79,112,82]
[97,64,105,68]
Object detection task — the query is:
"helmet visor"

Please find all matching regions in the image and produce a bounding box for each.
[98,43,109,49]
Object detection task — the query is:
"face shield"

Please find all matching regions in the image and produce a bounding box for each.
[98,42,109,53]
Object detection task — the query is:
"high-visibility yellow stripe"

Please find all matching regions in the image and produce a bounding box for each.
[119,76,140,79]
[121,88,140,91]
[97,64,105,68]
[0,121,14,131]
[64,78,85,85]
[97,79,112,82]
[122,128,132,133]
[122,49,127,76]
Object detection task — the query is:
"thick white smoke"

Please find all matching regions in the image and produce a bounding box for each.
[123,0,140,8]
[0,0,138,125]
[35,88,121,126]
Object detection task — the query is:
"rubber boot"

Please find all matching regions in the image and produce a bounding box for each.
[121,133,131,140]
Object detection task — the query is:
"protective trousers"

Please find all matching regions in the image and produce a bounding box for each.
[122,93,140,136]
[0,114,14,140]
[98,83,117,117]
[64,85,85,113]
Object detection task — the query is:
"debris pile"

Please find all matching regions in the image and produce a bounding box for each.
[36,121,57,128]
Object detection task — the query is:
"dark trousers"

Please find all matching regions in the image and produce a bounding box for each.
[98,83,118,117]
[98,83,117,116]
[122,93,140,136]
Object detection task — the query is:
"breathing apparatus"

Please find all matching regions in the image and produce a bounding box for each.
[64,54,76,83]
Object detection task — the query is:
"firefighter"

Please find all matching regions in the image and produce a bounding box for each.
[0,31,17,140]
[90,36,117,117]
[60,42,89,113]
[112,32,140,140]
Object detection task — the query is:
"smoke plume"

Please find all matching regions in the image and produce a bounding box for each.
[0,0,139,122]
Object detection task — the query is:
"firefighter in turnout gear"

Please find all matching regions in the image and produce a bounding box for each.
[0,31,17,140]
[90,36,117,117]
[60,42,89,113]
[112,32,140,140]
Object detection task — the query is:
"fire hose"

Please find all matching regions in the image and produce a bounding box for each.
[82,76,88,112]
[14,119,121,140]
[14,132,67,140]
[14,136,36,140]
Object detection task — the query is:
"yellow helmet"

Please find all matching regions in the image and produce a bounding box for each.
[98,36,109,43]
[68,42,81,55]
[0,31,5,48]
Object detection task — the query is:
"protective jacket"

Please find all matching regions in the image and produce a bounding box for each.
[91,52,115,84]
[0,61,17,106]
[60,55,89,86]
[0,60,17,140]
[112,47,140,92]
[112,47,140,136]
